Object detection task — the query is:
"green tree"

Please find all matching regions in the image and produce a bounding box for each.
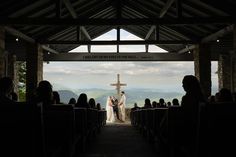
[18,62,26,101]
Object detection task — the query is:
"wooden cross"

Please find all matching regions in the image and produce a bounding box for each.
[110,74,127,96]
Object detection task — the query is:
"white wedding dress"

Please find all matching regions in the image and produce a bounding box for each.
[106,96,115,123]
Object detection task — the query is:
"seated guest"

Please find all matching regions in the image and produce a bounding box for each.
[131,102,140,111]
[218,88,233,102]
[159,98,166,107]
[68,98,76,104]
[75,93,90,108]
[88,98,96,109]
[96,103,101,110]
[34,80,53,107]
[52,91,63,104]
[172,98,180,106]
[0,77,15,104]
[167,101,171,107]
[152,101,158,108]
[143,98,152,108]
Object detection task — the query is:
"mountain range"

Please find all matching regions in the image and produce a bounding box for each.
[58,88,184,108]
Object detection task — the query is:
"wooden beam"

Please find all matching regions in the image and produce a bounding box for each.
[0,17,234,26]
[145,0,175,40]
[201,25,234,42]
[178,25,234,53]
[63,0,91,40]
[160,0,175,18]
[39,40,197,45]
[4,26,59,54]
[145,26,156,40]
[41,45,59,54]
[43,52,194,61]
[4,26,35,43]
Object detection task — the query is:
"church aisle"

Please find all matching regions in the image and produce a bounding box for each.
[79,122,157,157]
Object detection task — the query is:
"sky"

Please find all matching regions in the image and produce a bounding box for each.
[43,29,218,94]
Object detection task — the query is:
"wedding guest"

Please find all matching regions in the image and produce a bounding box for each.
[96,103,101,110]
[218,88,233,102]
[68,98,76,104]
[143,98,152,108]
[172,98,179,106]
[75,93,90,108]
[181,75,206,155]
[159,98,166,107]
[152,101,158,108]
[34,80,53,107]
[0,77,15,104]
[89,98,96,108]
[52,91,63,104]
[131,102,140,111]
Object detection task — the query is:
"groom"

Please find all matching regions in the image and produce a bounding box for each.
[118,91,126,122]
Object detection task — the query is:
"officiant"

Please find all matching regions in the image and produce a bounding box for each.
[119,91,126,122]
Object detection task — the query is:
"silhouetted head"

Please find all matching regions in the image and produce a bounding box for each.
[97,103,101,110]
[152,101,157,108]
[172,98,179,106]
[144,98,151,108]
[37,80,53,103]
[218,88,233,102]
[134,102,138,107]
[167,102,171,106]
[121,91,125,95]
[159,98,165,105]
[77,93,88,104]
[182,75,205,101]
[68,98,76,104]
[89,98,96,108]
[53,91,60,104]
[0,77,14,96]
[182,75,200,93]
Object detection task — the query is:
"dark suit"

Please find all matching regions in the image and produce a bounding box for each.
[112,99,120,120]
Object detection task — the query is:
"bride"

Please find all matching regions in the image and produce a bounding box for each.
[106,96,115,122]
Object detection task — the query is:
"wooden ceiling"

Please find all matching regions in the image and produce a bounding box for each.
[0,0,235,60]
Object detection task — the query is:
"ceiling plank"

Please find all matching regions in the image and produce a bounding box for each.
[39,40,196,45]
[1,17,234,26]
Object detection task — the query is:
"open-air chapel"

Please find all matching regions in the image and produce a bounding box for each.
[0,0,236,157]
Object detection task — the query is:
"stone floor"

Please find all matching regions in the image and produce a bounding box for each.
[79,121,158,157]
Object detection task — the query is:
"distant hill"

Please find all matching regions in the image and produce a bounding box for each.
[57,88,183,108]
[58,90,78,104]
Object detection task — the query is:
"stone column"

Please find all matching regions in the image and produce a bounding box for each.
[0,26,6,78]
[218,54,231,90]
[8,54,18,92]
[232,25,236,92]
[26,43,43,101]
[193,44,211,97]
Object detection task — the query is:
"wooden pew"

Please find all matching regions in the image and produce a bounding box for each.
[198,102,236,157]
[74,107,88,152]
[0,102,45,157]
[43,105,75,157]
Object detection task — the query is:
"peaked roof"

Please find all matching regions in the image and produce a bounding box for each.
[0,0,235,59]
